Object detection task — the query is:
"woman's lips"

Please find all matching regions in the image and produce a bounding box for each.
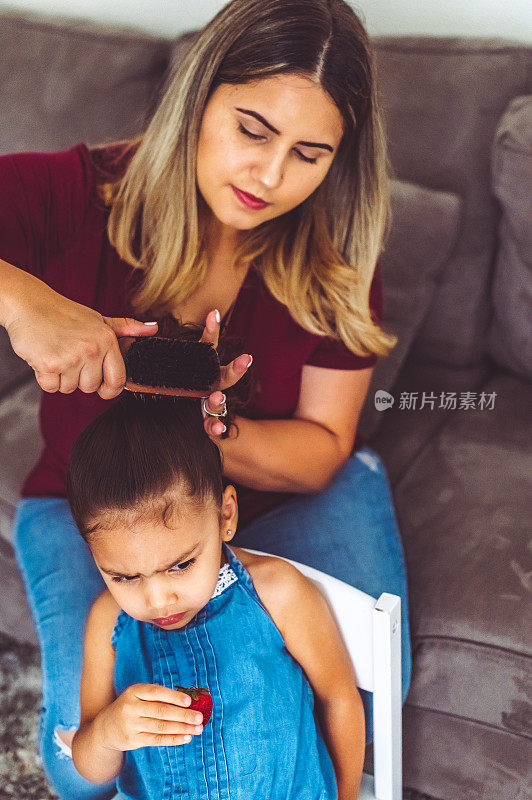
[152,611,187,626]
[231,185,270,210]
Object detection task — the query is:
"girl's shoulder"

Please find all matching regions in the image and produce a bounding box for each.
[230,546,317,639]
[231,545,290,582]
[87,589,122,650]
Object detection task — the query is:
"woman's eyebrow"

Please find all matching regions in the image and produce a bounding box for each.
[235,107,334,152]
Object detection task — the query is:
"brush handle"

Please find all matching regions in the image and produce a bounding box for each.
[124,381,209,398]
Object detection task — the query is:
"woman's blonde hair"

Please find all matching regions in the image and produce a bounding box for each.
[100,0,397,357]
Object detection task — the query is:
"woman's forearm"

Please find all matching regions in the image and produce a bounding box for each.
[219,415,349,493]
[0,258,34,328]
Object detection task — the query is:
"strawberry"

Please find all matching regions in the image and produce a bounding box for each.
[177,685,213,725]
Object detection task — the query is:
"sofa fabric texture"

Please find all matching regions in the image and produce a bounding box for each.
[488,95,532,379]
[0,9,171,154]
[358,179,462,439]
[374,37,531,368]
[393,371,531,724]
[0,10,530,800]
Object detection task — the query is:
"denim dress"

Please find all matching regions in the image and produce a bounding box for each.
[111,542,338,800]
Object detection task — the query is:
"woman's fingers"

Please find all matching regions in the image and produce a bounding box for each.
[98,336,128,400]
[77,360,105,394]
[199,309,220,349]
[204,416,226,437]
[34,369,60,394]
[58,365,83,394]
[218,353,253,390]
[117,335,136,359]
[201,391,227,437]
[204,391,225,412]
[102,317,158,338]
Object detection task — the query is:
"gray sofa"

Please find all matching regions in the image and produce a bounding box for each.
[0,9,530,800]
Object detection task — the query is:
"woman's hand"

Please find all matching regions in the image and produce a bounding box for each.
[3,273,158,400]
[94,683,204,752]
[202,390,229,437]
[200,309,252,438]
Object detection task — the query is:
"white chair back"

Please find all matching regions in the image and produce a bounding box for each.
[241,548,402,800]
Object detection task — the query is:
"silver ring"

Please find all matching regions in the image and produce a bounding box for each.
[202,397,228,418]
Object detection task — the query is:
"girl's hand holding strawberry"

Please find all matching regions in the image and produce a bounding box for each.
[94,684,205,751]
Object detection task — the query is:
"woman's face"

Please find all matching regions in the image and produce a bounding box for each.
[196,73,344,237]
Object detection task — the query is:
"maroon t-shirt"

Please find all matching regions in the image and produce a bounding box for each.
[0,143,383,525]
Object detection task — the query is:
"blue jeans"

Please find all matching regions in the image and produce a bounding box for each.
[13,445,411,800]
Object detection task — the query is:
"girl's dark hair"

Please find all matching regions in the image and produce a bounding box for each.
[66,321,254,540]
[67,395,222,540]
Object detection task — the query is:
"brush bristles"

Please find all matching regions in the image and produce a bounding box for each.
[125,338,220,391]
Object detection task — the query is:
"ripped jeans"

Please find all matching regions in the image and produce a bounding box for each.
[13,445,411,800]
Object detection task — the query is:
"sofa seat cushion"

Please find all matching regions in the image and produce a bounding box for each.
[358,180,462,441]
[0,380,42,540]
[401,705,531,800]
[392,371,531,733]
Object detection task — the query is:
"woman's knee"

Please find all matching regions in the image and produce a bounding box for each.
[39,707,116,800]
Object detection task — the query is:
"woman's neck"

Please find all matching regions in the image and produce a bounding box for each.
[205,214,242,268]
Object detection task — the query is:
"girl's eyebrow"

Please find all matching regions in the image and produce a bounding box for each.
[100,543,200,579]
[234,107,335,152]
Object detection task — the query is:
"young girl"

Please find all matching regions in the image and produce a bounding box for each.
[66,390,365,800]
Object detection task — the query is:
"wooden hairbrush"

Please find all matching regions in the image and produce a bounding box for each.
[124,337,221,398]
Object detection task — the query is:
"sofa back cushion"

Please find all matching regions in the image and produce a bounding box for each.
[358,179,462,440]
[488,95,532,380]
[373,37,532,367]
[0,9,170,155]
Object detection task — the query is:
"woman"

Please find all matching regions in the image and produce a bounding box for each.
[0,0,410,797]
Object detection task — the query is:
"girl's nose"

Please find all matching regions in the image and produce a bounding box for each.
[144,576,177,612]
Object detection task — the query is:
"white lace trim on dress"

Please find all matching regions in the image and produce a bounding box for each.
[210,562,238,598]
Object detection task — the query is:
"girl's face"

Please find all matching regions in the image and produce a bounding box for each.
[88,487,238,630]
[196,73,344,238]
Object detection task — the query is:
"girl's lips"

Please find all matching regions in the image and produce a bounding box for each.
[152,611,187,626]
[231,185,270,210]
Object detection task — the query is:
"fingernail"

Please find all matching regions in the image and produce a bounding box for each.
[221,424,227,433]
[220,394,226,403]
[245,355,253,368]
[214,309,220,324]
[144,321,158,326]
[185,735,192,742]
